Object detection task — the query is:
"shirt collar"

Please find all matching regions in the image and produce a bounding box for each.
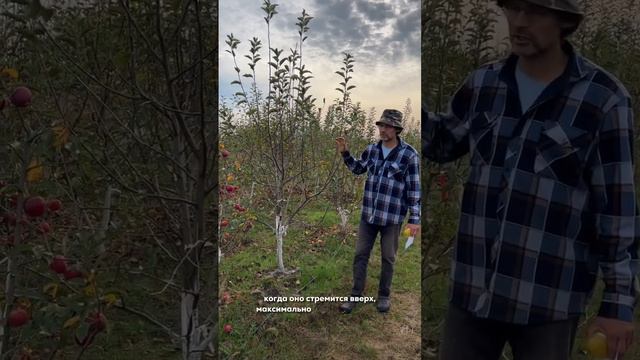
[376,136,405,151]
[499,41,588,88]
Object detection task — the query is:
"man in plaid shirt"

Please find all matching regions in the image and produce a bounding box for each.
[336,109,421,313]
[424,0,639,358]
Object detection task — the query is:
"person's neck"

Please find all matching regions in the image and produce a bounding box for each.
[518,42,568,84]
[382,137,398,149]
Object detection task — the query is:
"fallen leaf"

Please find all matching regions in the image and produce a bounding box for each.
[63,315,81,329]
[52,125,71,150]
[1,67,19,79]
[26,159,44,183]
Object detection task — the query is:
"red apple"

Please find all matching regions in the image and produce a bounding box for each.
[47,199,62,212]
[10,86,32,107]
[49,255,68,274]
[242,222,253,232]
[64,269,83,280]
[222,292,231,304]
[86,311,107,331]
[38,222,51,234]
[221,149,230,158]
[225,185,235,193]
[7,308,29,327]
[437,173,448,188]
[24,196,46,217]
[220,219,229,227]
[223,323,233,334]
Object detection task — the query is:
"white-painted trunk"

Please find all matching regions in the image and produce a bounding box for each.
[275,214,287,272]
[337,206,350,231]
[181,292,200,360]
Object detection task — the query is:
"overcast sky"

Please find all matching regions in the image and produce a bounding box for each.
[219,0,420,122]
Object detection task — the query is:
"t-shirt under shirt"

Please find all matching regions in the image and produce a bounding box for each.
[515,60,548,114]
[381,144,394,159]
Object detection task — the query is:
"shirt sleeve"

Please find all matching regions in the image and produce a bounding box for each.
[422,72,475,163]
[342,146,370,175]
[406,152,421,225]
[587,96,640,322]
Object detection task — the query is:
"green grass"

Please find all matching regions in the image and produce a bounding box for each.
[219,201,421,359]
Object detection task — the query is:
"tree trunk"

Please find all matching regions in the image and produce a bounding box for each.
[275,214,286,272]
[337,206,349,232]
[181,282,200,360]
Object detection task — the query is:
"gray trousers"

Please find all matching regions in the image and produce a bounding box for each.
[351,219,401,298]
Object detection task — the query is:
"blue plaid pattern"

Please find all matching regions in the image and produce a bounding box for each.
[343,138,421,225]
[423,43,640,324]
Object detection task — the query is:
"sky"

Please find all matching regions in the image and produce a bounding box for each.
[219,0,421,122]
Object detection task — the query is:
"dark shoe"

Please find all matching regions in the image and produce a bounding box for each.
[339,300,358,314]
[376,297,390,313]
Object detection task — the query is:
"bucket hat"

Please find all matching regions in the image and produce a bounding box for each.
[376,109,404,132]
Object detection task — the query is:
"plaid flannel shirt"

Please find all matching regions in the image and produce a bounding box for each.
[423,43,640,324]
[342,138,421,226]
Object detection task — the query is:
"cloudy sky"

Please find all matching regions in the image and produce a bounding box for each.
[219,0,420,123]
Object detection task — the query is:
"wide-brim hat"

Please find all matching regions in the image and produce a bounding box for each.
[497,0,583,17]
[375,109,404,132]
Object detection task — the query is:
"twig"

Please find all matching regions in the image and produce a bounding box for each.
[112,302,179,340]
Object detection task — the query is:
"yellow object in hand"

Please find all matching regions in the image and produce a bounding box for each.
[402,228,411,237]
[584,331,608,359]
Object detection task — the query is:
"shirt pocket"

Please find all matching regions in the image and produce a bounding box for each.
[534,121,592,187]
[387,162,406,182]
[469,112,498,166]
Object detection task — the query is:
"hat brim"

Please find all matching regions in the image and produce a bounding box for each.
[496,0,583,17]
[376,121,403,131]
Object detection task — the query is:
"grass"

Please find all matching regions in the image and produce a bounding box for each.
[219,201,421,359]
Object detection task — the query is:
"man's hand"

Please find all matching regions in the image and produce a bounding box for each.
[405,224,420,237]
[336,137,348,154]
[587,316,635,359]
